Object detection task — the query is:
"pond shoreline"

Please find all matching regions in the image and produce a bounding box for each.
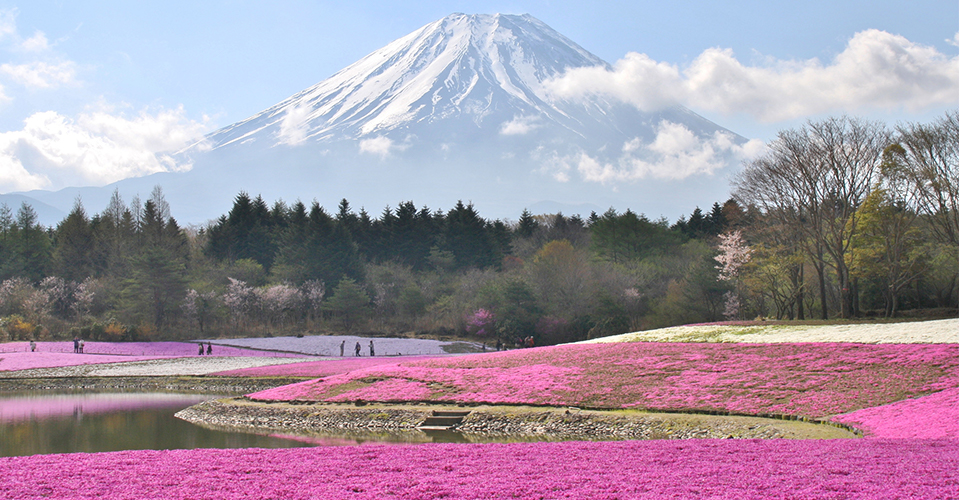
[176,397,860,442]
[0,375,864,441]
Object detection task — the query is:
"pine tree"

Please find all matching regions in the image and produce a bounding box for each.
[442,201,495,269]
[53,199,94,281]
[3,203,52,281]
[123,198,189,329]
[516,209,539,238]
[321,277,370,331]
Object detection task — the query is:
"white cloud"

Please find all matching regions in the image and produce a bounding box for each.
[359,136,393,159]
[546,52,685,112]
[541,120,765,185]
[499,115,542,135]
[0,9,16,40]
[546,29,959,122]
[0,106,208,192]
[532,147,573,183]
[1,60,77,88]
[0,10,50,52]
[0,9,78,94]
[20,31,48,52]
[276,104,312,146]
[358,135,410,160]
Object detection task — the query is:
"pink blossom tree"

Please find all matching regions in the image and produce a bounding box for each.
[466,308,496,338]
[223,278,257,331]
[260,283,303,329]
[301,280,325,325]
[714,230,752,320]
[181,289,219,334]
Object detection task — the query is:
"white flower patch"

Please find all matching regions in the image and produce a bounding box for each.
[582,318,959,344]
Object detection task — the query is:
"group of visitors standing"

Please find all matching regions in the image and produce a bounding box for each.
[72,337,84,353]
[197,342,213,355]
[339,339,375,357]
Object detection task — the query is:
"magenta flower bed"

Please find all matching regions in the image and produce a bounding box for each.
[0,342,305,372]
[831,388,959,439]
[249,343,958,419]
[0,341,305,357]
[210,356,442,377]
[0,438,955,499]
[0,352,177,372]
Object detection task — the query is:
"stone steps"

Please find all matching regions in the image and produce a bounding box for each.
[417,410,471,430]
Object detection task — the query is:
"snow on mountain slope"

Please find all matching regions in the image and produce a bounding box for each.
[197,13,612,150]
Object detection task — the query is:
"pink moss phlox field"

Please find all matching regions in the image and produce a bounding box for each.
[0,342,305,371]
[0,439,955,499]
[329,377,435,402]
[249,342,958,419]
[831,388,959,439]
[0,341,304,357]
[210,356,442,377]
[0,352,176,372]
[252,362,581,405]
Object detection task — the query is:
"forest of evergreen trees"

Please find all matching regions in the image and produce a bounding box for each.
[0,112,956,345]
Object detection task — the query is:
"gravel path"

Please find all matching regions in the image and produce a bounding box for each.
[0,356,322,378]
[584,318,959,344]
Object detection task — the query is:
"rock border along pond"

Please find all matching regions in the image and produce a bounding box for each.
[0,375,860,443]
[175,397,858,443]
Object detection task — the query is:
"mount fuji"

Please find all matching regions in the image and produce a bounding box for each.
[13,13,749,225]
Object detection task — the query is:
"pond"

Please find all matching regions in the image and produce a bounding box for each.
[0,391,490,457]
[0,392,327,457]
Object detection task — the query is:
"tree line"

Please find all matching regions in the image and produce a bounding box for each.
[0,112,955,345]
[732,112,957,320]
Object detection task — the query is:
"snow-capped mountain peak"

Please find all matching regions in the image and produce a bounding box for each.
[20,13,746,227]
[204,13,609,149]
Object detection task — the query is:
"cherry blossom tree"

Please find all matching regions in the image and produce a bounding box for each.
[301,280,325,325]
[466,308,496,337]
[715,230,752,320]
[223,278,257,330]
[182,288,219,334]
[261,283,303,328]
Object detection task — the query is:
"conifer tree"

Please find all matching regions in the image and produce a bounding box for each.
[53,200,94,281]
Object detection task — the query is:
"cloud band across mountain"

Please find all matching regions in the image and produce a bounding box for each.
[538,121,766,184]
[545,29,959,122]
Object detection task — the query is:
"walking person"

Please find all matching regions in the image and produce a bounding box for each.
[198,343,204,355]
[78,339,84,353]
[206,342,213,355]
[73,337,79,354]
[369,340,375,357]
[29,340,36,352]
[355,341,361,357]
[340,340,345,357]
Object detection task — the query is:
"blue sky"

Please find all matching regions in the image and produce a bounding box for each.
[0,0,956,194]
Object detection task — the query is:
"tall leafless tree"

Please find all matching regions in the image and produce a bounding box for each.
[883,110,958,245]
[733,116,888,318]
